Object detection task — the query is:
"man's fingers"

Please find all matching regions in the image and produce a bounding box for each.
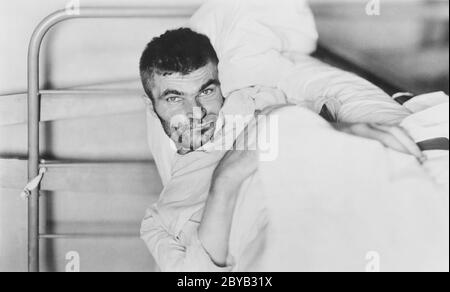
[350,124,412,154]
[371,124,425,161]
[366,126,410,154]
[334,122,428,164]
[170,131,182,144]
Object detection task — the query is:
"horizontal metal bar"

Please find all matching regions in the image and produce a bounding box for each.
[40,233,139,240]
[39,160,154,169]
[76,6,197,18]
[0,89,147,126]
[39,89,144,95]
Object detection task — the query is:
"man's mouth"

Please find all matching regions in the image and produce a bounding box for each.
[201,122,218,140]
[173,121,214,134]
[196,121,215,133]
[169,115,219,150]
[174,116,216,132]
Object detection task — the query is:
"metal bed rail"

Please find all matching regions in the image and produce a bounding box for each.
[27,6,197,273]
[39,234,139,240]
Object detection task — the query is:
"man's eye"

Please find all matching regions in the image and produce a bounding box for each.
[166,96,182,103]
[199,88,214,96]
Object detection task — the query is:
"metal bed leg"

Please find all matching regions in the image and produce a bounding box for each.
[27,17,41,272]
[27,6,196,272]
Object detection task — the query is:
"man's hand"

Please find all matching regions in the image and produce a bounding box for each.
[332,123,426,163]
[211,104,284,188]
[212,120,259,189]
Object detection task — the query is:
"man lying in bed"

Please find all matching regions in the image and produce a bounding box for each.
[138,28,448,271]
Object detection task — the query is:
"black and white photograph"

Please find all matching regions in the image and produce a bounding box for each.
[0,0,448,275]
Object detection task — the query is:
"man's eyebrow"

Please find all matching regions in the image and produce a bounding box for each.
[159,89,184,99]
[158,79,220,99]
[199,79,221,92]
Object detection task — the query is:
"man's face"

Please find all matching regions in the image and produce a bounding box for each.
[149,62,224,153]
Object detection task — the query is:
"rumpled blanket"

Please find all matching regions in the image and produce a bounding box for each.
[142,91,449,272]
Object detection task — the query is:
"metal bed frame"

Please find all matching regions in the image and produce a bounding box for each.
[27,6,404,272]
[27,6,197,273]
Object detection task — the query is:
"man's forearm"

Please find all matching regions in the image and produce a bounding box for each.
[198,179,240,267]
[279,55,411,125]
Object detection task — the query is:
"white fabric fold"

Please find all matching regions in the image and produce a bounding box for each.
[189,0,318,96]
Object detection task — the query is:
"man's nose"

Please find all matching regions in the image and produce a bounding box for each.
[184,100,207,120]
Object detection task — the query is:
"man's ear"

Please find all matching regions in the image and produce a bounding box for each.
[141,94,152,106]
[141,94,158,116]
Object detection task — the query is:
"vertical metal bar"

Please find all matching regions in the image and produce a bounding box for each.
[28,9,75,273]
[26,94,39,273]
[27,6,196,272]
[27,18,47,274]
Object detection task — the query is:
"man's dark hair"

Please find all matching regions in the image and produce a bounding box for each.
[139,28,219,101]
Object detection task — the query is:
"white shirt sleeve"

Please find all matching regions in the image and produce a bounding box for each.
[140,209,233,272]
[278,55,412,125]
